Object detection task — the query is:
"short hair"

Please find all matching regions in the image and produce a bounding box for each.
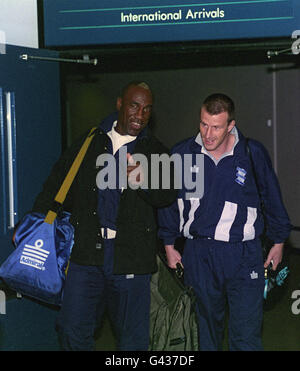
[120,81,152,99]
[202,93,235,123]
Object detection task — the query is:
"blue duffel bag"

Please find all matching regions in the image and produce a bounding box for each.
[0,212,74,305]
[0,128,96,305]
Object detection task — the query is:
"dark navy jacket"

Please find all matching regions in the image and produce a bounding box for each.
[33,113,177,274]
[158,127,291,245]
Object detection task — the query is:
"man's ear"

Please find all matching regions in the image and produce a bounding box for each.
[228,119,235,132]
[116,97,122,111]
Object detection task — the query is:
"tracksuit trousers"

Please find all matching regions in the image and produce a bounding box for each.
[56,239,151,351]
[182,238,265,351]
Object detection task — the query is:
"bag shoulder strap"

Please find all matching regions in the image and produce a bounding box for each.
[246,138,268,221]
[246,138,261,198]
[44,127,97,224]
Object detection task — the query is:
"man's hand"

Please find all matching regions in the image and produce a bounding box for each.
[264,243,284,271]
[165,245,183,269]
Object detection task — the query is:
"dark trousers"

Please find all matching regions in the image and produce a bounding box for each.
[56,239,151,351]
[182,238,265,351]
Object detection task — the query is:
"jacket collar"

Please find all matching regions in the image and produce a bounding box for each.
[190,126,247,160]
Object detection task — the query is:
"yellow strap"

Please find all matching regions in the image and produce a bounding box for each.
[44,127,96,224]
[44,210,57,225]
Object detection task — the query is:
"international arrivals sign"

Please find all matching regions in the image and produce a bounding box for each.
[42,0,300,47]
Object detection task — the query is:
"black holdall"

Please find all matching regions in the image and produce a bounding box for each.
[0,128,96,305]
[246,139,290,306]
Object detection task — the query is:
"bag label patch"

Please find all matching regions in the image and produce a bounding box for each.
[20,239,50,271]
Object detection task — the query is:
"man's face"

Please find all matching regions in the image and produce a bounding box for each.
[115,85,153,136]
[199,107,235,154]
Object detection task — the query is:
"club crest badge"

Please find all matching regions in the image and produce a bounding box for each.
[235,167,247,186]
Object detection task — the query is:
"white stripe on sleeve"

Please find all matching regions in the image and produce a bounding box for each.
[183,198,200,239]
[177,198,184,233]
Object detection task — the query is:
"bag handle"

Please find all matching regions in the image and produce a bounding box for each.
[44,127,97,224]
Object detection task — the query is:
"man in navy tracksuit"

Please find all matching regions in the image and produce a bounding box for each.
[158,93,291,351]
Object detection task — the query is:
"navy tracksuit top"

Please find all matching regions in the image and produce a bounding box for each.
[158,127,291,245]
